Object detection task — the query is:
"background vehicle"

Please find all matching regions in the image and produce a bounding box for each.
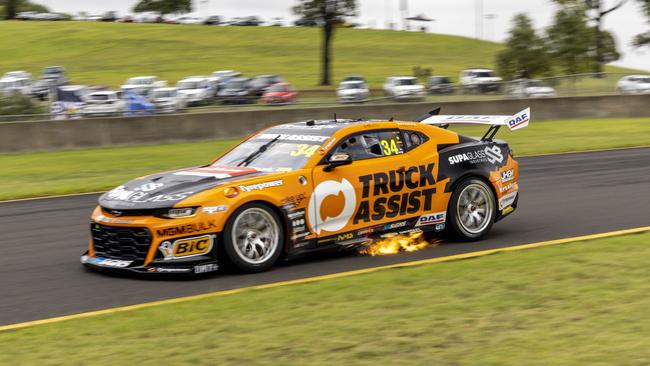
[82,91,125,117]
[261,83,298,104]
[176,76,215,105]
[2,71,32,80]
[29,75,67,100]
[210,70,241,92]
[427,76,454,95]
[337,80,370,102]
[342,75,368,86]
[383,76,426,101]
[120,76,165,97]
[294,17,319,26]
[151,87,187,113]
[249,75,283,97]
[507,79,556,98]
[617,75,650,94]
[0,77,33,96]
[42,66,66,79]
[218,77,256,104]
[230,16,263,26]
[204,16,222,25]
[460,68,502,94]
[123,90,155,115]
[101,11,119,22]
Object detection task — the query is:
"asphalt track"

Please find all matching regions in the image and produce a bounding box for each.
[1,147,649,326]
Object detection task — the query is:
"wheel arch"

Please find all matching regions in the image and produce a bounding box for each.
[232,199,291,255]
[447,172,499,220]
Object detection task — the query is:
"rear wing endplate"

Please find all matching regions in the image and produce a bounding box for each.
[419,107,530,141]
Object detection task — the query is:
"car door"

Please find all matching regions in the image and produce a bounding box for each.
[308,128,431,239]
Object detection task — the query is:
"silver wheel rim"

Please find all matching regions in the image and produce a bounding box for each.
[231,208,279,265]
[456,183,494,235]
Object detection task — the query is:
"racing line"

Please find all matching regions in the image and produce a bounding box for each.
[0,147,649,327]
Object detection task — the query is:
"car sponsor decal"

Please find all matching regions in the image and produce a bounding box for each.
[448,146,503,165]
[414,212,446,227]
[194,263,219,274]
[156,220,217,237]
[174,166,258,178]
[89,257,132,268]
[255,133,330,142]
[308,178,357,234]
[106,184,194,203]
[202,205,228,214]
[501,169,515,183]
[239,179,284,192]
[354,164,437,225]
[499,192,518,210]
[159,235,214,260]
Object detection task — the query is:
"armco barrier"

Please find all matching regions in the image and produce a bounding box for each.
[1,94,649,153]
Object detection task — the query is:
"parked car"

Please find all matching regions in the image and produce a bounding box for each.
[0,77,33,96]
[210,70,241,90]
[507,79,556,98]
[83,91,126,117]
[29,76,67,100]
[337,80,370,103]
[617,75,650,94]
[121,76,165,97]
[230,16,263,26]
[294,17,319,26]
[123,90,156,115]
[101,11,119,22]
[218,77,256,104]
[427,76,454,95]
[383,76,426,101]
[15,11,38,20]
[261,83,298,104]
[249,75,283,97]
[176,77,215,105]
[460,68,502,94]
[204,15,222,25]
[2,71,32,80]
[151,87,187,113]
[174,16,204,25]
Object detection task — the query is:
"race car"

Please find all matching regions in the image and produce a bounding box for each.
[81,107,530,275]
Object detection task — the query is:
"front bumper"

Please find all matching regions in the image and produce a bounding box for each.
[81,252,220,275]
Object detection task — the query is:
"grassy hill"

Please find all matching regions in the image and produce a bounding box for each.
[0,21,639,89]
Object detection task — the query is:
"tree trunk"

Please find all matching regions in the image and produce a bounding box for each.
[320,20,334,86]
[7,0,17,19]
[593,1,604,76]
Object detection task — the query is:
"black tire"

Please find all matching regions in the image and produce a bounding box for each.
[222,203,284,273]
[447,178,496,241]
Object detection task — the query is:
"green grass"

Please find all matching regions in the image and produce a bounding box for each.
[1,117,649,200]
[2,231,650,365]
[0,21,640,90]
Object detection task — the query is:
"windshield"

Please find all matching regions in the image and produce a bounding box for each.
[474,71,494,78]
[213,133,329,171]
[225,80,247,89]
[0,81,15,89]
[153,90,176,98]
[341,82,363,89]
[397,78,416,86]
[267,84,288,92]
[638,77,650,83]
[251,77,273,87]
[89,94,114,101]
[178,81,203,90]
[527,80,542,87]
[431,77,450,84]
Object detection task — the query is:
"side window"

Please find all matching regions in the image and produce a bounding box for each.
[332,130,404,161]
[401,130,429,151]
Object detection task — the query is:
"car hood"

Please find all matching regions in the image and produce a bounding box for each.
[338,89,365,95]
[99,166,265,210]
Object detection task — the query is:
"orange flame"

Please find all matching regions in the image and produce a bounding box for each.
[360,232,440,256]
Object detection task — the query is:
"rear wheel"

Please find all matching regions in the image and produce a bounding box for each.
[223,203,284,273]
[447,178,496,241]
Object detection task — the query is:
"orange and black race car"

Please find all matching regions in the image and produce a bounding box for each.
[81,107,530,275]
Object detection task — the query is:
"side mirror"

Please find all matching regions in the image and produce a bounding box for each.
[324,152,352,172]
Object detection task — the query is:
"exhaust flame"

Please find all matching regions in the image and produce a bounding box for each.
[360,232,440,256]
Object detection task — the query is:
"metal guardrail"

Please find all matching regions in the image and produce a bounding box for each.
[1,72,648,123]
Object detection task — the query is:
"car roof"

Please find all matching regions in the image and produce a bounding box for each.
[153,87,177,91]
[179,77,208,82]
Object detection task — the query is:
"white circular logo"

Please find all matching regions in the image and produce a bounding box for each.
[307,178,356,234]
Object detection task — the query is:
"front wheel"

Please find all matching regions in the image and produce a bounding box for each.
[447,178,496,241]
[222,203,284,273]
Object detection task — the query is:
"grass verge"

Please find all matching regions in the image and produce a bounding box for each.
[1,231,649,365]
[1,117,649,201]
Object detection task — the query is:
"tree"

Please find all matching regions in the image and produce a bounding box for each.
[633,0,650,46]
[547,6,595,75]
[133,0,191,16]
[293,0,357,86]
[1,0,48,19]
[552,0,626,74]
[496,14,552,80]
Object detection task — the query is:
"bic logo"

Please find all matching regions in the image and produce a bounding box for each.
[159,235,213,260]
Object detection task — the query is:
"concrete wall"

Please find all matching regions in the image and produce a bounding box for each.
[1,94,649,153]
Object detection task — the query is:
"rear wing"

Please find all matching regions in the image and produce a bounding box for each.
[419,107,530,141]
